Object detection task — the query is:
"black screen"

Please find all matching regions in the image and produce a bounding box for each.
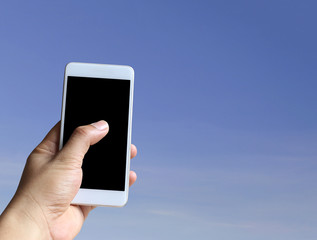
[63,76,131,191]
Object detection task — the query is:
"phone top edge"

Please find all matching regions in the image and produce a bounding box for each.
[65,62,134,81]
[65,62,134,72]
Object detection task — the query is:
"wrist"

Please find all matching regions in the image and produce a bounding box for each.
[0,193,51,240]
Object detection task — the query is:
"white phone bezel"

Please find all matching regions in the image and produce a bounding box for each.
[60,62,134,207]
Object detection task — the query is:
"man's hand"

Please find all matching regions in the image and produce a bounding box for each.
[0,121,137,240]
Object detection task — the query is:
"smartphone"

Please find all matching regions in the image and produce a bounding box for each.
[60,62,134,207]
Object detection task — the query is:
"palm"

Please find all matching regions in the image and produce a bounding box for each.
[49,205,91,240]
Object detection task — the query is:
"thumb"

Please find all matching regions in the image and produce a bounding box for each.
[56,120,109,164]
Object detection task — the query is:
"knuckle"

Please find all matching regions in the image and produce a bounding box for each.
[74,126,90,139]
[32,146,55,156]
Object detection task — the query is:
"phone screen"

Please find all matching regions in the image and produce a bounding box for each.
[63,76,131,191]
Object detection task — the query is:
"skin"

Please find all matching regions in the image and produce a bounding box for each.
[0,120,137,240]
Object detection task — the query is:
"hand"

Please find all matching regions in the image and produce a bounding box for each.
[0,121,137,240]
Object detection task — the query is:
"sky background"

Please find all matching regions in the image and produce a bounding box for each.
[0,0,317,239]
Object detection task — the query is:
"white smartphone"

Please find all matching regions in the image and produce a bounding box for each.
[60,62,134,207]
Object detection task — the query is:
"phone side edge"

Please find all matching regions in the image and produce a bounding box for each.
[123,67,134,206]
[59,64,69,150]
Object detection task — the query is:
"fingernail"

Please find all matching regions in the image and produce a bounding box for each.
[91,120,109,130]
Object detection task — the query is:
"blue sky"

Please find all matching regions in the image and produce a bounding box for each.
[0,1,317,239]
